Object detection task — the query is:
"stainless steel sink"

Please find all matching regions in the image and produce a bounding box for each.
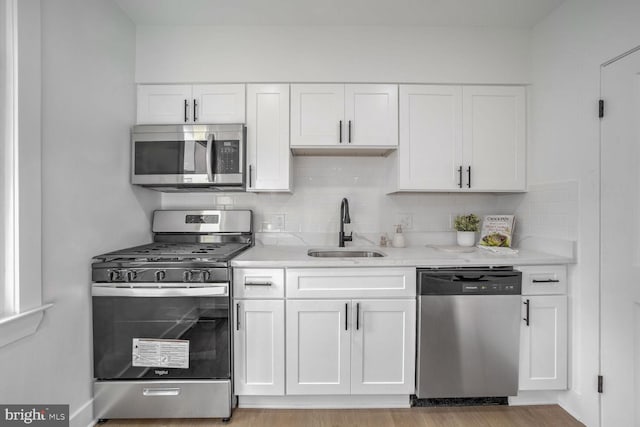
[307,249,386,258]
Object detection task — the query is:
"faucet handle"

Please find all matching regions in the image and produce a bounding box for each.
[344,232,353,242]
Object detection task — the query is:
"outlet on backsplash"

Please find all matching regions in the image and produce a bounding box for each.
[261,213,286,232]
[395,213,413,230]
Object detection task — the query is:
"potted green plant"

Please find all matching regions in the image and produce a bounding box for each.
[454,214,480,247]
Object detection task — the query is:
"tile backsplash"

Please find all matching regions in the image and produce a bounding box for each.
[161,156,514,246]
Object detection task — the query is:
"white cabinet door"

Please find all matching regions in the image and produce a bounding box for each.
[398,85,463,190]
[137,84,192,124]
[462,86,526,191]
[234,299,285,395]
[519,295,568,390]
[351,299,416,394]
[286,299,351,395]
[246,84,291,192]
[345,84,398,147]
[290,84,345,146]
[192,84,245,124]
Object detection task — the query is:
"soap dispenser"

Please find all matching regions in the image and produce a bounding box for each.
[392,224,406,248]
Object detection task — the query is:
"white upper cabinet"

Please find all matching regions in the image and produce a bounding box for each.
[345,84,398,146]
[398,85,463,190]
[392,84,526,192]
[290,84,398,152]
[290,84,345,146]
[137,85,193,124]
[192,84,246,124]
[463,86,526,191]
[137,84,245,124]
[246,84,291,192]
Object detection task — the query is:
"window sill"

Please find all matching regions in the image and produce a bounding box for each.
[0,303,54,349]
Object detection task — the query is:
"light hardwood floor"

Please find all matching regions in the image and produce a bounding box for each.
[103,405,584,426]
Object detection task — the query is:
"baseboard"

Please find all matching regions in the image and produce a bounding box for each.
[238,395,410,409]
[69,398,93,427]
[508,390,560,406]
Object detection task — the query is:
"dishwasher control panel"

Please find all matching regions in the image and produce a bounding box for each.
[418,268,522,295]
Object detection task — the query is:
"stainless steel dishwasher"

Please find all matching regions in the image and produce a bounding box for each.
[416,267,522,398]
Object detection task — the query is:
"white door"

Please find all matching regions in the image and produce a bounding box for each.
[290,84,344,146]
[345,84,398,146]
[246,84,291,192]
[137,84,192,124]
[398,85,463,190]
[234,299,285,395]
[192,84,245,124]
[462,86,526,191]
[286,299,351,394]
[519,295,568,390]
[351,299,416,394]
[600,46,640,427]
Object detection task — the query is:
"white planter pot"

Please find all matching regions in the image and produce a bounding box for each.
[456,231,476,247]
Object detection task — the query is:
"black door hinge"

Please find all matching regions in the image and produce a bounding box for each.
[599,99,604,118]
[598,375,603,393]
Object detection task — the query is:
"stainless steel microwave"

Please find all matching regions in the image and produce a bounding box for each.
[131,124,246,191]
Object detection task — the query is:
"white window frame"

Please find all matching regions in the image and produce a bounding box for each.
[0,0,51,349]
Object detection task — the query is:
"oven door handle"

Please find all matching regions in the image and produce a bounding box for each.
[206,133,215,183]
[91,284,228,297]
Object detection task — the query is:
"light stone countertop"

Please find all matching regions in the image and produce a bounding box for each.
[230,245,574,268]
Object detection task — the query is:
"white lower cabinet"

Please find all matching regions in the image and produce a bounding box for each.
[286,299,351,395]
[286,298,416,395]
[350,299,416,395]
[519,295,568,390]
[234,299,285,395]
[517,264,568,391]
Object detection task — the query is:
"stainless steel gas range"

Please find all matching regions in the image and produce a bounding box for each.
[91,210,252,421]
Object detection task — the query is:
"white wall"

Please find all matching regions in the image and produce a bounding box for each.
[135,25,531,84]
[527,1,640,425]
[0,1,159,426]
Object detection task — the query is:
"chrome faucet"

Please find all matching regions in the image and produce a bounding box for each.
[339,198,352,247]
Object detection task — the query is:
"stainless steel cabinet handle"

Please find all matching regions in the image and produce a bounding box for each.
[356,302,360,330]
[249,164,253,188]
[532,279,560,283]
[236,303,240,331]
[339,120,343,143]
[184,99,188,122]
[193,99,198,122]
[348,120,352,143]
[523,299,530,326]
[467,166,472,188]
[458,166,463,188]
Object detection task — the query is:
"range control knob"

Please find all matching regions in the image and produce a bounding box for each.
[155,270,167,282]
[108,270,119,282]
[126,270,138,282]
[183,270,193,282]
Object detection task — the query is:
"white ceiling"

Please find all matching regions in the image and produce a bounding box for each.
[113,0,565,27]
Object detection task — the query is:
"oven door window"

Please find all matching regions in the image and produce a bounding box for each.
[92,296,229,380]
[134,140,207,175]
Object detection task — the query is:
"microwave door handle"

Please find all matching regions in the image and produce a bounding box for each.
[206,134,215,183]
